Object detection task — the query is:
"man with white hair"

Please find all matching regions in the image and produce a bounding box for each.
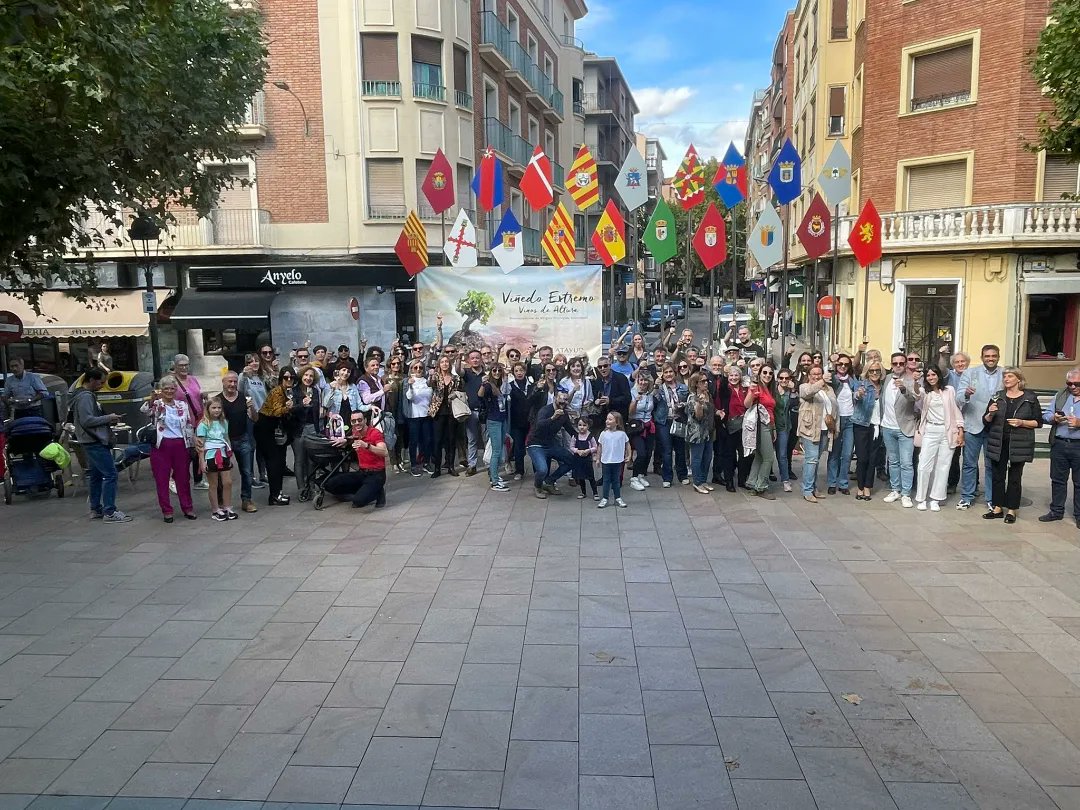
[1040,368,1080,528]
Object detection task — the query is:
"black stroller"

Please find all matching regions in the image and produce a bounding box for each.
[298,432,353,510]
[3,416,65,504]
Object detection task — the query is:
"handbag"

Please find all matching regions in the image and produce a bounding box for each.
[669,419,687,439]
[273,424,289,446]
[626,419,645,436]
[449,391,471,422]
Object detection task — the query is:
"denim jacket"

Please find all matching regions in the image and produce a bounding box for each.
[653,382,689,426]
[850,380,880,426]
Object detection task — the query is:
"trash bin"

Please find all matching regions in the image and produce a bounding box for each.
[68,371,155,440]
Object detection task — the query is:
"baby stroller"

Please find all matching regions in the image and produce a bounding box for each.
[298,432,353,510]
[3,416,65,504]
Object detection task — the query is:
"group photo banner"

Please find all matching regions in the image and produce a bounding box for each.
[417,264,603,360]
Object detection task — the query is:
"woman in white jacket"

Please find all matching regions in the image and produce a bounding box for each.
[915,366,965,511]
[404,359,434,476]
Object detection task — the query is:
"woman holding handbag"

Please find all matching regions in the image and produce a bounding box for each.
[254,368,296,506]
[654,363,689,487]
[797,365,839,503]
[171,354,207,491]
[983,368,1043,524]
[744,364,778,499]
[428,355,462,478]
[627,373,657,490]
[914,366,965,512]
[141,375,197,522]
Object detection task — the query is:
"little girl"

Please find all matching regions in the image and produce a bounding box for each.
[196,397,236,521]
[596,411,630,508]
[570,418,599,500]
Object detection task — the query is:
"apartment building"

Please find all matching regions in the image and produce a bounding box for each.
[638,133,666,306]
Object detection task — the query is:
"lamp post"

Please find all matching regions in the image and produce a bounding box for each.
[272,81,311,137]
[128,215,162,380]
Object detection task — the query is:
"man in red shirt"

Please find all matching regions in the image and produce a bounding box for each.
[324,408,388,508]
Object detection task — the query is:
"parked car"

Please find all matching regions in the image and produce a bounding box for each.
[602,322,641,354]
[665,301,686,320]
[671,293,704,308]
[645,306,679,332]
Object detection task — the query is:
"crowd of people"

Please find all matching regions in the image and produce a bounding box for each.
[62,315,1080,527]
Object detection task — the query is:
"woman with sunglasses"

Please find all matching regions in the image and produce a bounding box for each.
[478,364,511,491]
[851,360,885,501]
[239,353,269,489]
[797,365,839,503]
[744,364,778,498]
[384,356,407,472]
[532,362,560,423]
[508,362,534,480]
[654,362,689,487]
[428,354,462,478]
[774,369,797,492]
[914,366,965,512]
[257,344,279,388]
[404,359,434,476]
[254,367,297,506]
[826,353,858,495]
[712,366,745,492]
[983,367,1042,524]
[686,373,716,494]
[322,365,362,426]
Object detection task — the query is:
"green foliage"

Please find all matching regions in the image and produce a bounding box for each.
[456,290,495,328]
[747,309,766,342]
[0,0,268,309]
[1032,0,1080,172]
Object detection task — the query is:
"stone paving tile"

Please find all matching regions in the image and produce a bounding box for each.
[191,732,301,801]
[713,716,802,779]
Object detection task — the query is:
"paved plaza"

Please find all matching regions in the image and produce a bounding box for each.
[3,463,1080,809]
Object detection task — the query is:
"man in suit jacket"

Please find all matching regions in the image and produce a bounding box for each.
[592,357,631,421]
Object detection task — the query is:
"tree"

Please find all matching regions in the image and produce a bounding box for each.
[0,0,268,309]
[1032,0,1080,169]
[455,290,495,333]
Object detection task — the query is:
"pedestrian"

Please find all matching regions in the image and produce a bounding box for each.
[478,364,510,491]
[956,344,1003,511]
[1040,368,1080,528]
[983,368,1042,524]
[404,359,434,476]
[525,391,577,499]
[196,397,236,521]
[171,354,206,491]
[255,367,296,506]
[570,417,599,499]
[744,363,777,499]
[291,366,322,489]
[851,361,884,501]
[826,353,857,495]
[508,362,533,480]
[428,354,461,479]
[654,363,689,487]
[219,371,258,513]
[881,351,919,508]
[628,374,657,491]
[597,411,630,508]
[914,367,965,512]
[323,406,388,509]
[70,368,132,523]
[687,372,715,494]
[239,352,269,490]
[797,365,838,503]
[775,368,798,492]
[142,375,197,522]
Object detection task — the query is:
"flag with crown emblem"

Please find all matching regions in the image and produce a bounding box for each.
[520,146,554,211]
[693,203,727,270]
[672,144,706,211]
[568,144,600,210]
[395,211,428,278]
[591,200,626,267]
[542,202,577,269]
[421,148,455,214]
[491,209,524,274]
[615,146,648,211]
[848,199,882,267]
[768,138,802,205]
[796,193,832,260]
[643,198,677,264]
[713,142,748,210]
[747,204,783,269]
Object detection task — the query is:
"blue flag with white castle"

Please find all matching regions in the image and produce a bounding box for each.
[491,209,524,274]
[768,138,802,205]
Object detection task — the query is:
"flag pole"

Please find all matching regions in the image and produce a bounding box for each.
[830,204,840,355]
[730,211,737,349]
[862,260,872,341]
[778,203,791,362]
[685,209,693,333]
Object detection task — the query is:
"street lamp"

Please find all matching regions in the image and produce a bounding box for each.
[272,81,311,137]
[128,214,163,380]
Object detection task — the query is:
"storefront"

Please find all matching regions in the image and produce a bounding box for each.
[1020,265,1080,390]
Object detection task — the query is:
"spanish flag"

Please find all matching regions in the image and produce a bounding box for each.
[568,144,599,211]
[590,200,626,267]
[394,211,428,277]
[542,202,576,269]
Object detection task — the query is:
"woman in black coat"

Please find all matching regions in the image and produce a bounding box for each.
[983,367,1043,524]
[508,362,534,480]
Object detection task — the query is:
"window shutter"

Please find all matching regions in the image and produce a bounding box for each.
[361,34,398,81]
[456,164,472,215]
[212,165,251,210]
[412,35,442,66]
[911,44,972,106]
[416,159,432,216]
[831,0,848,38]
[1042,155,1080,202]
[905,161,967,210]
[829,86,845,117]
[453,47,468,93]
[366,159,405,217]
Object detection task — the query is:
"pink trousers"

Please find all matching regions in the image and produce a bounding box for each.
[150,437,194,516]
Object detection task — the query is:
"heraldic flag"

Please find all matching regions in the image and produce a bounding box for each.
[471,147,505,213]
[421,148,456,215]
[568,144,600,211]
[673,143,706,211]
[491,209,525,274]
[591,200,626,267]
[615,147,649,211]
[542,202,577,269]
[796,193,832,260]
[395,211,428,278]
[713,142,748,210]
[747,204,784,270]
[692,203,727,270]
[520,146,554,211]
[643,198,677,264]
[848,199,883,268]
[443,208,479,269]
[768,138,802,206]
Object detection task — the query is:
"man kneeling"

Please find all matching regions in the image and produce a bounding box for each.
[325,408,388,508]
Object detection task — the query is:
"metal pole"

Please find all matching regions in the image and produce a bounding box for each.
[685,209,693,332]
[610,263,616,334]
[861,259,872,339]
[731,211,738,346]
[830,204,840,354]
[779,204,791,361]
[144,265,162,380]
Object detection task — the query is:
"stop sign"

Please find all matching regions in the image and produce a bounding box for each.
[816,295,835,319]
[348,297,360,321]
[0,311,24,345]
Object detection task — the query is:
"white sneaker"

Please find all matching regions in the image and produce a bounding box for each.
[194,480,210,491]
[916,501,927,511]
[783,481,792,492]
[169,479,177,494]
[662,481,672,488]
[629,477,645,491]
[640,477,651,487]
[955,501,970,510]
[615,498,628,508]
[902,496,914,508]
[680,478,691,485]
[883,491,901,503]
[597,498,608,508]
[930,501,941,512]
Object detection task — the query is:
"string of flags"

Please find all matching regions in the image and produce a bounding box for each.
[398,137,884,279]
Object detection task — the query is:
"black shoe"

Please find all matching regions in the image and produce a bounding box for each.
[163,515,174,523]
[448,467,460,477]
[711,477,723,485]
[271,494,290,506]
[430,470,441,479]
[283,467,295,477]
[1039,513,1063,523]
[827,487,837,495]
[839,488,849,496]
[983,510,1003,520]
[726,484,736,493]
[1075,517,1080,529]
[1004,513,1017,524]
[183,512,197,520]
[466,466,477,477]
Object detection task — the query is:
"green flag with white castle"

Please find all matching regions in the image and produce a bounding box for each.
[643,199,677,263]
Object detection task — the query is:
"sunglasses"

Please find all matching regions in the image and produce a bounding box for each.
[597,364,610,369]
[545,367,556,372]
[869,369,883,374]
[761,370,773,376]
[1068,382,1080,388]
[678,364,689,369]
[891,361,906,366]
[282,375,295,380]
[907,356,920,362]
[261,350,274,356]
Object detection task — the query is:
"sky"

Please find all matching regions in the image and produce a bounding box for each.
[576,0,794,167]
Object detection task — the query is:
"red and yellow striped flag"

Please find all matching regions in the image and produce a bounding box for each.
[568,144,599,211]
[542,202,576,269]
[394,210,428,277]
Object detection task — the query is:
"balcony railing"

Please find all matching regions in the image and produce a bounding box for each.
[368,204,408,220]
[561,34,584,49]
[585,141,621,166]
[522,226,542,258]
[552,160,565,190]
[362,80,402,97]
[582,92,610,114]
[413,82,446,102]
[479,12,563,115]
[79,209,273,253]
[484,117,531,168]
[910,90,971,113]
[572,100,584,116]
[236,91,266,137]
[455,89,473,109]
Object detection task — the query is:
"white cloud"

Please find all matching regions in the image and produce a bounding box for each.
[577,0,614,34]
[633,86,697,119]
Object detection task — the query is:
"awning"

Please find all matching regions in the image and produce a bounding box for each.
[1022,274,1080,296]
[0,290,167,339]
[170,289,277,330]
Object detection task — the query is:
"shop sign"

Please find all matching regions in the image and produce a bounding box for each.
[191,264,411,290]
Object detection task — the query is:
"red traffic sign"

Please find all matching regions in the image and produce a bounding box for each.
[348,297,360,322]
[0,311,24,345]
[816,295,836,319]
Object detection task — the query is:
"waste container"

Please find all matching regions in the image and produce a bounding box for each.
[68,371,155,441]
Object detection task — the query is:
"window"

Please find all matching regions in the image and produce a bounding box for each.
[456,164,472,215]
[574,214,585,249]
[528,116,539,147]
[527,34,538,64]
[545,129,555,161]
[852,65,863,130]
[484,79,498,118]
[1042,154,1080,201]
[828,86,846,136]
[411,36,444,101]
[543,55,554,80]
[808,97,816,149]
[453,46,470,108]
[507,8,518,41]
[508,99,521,134]
[366,159,406,219]
[801,30,808,77]
[811,3,818,51]
[543,0,551,21]
[831,0,848,38]
[903,34,979,114]
[903,159,968,210]
[1027,295,1078,360]
[360,33,399,96]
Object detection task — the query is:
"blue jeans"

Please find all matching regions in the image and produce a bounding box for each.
[82,442,118,516]
[690,439,713,485]
[961,429,993,505]
[465,411,483,468]
[801,431,827,496]
[655,423,673,482]
[882,427,915,496]
[408,416,434,467]
[232,433,254,503]
[777,429,792,482]
[527,444,575,489]
[827,416,855,489]
[601,462,623,499]
[487,420,506,484]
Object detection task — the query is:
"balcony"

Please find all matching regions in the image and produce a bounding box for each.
[236,91,267,138]
[362,80,402,98]
[552,160,565,191]
[585,141,620,166]
[561,34,584,50]
[573,99,584,117]
[413,82,446,103]
[79,209,273,255]
[367,204,408,221]
[484,117,531,169]
[455,90,473,110]
[478,12,564,118]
